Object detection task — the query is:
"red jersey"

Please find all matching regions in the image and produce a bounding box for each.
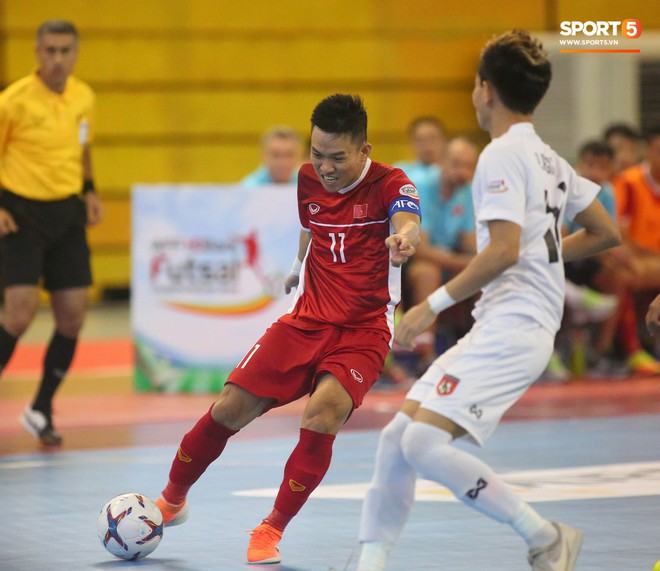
[279,159,420,341]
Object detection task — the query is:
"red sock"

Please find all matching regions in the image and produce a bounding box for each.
[618,293,641,355]
[263,428,335,532]
[162,406,237,504]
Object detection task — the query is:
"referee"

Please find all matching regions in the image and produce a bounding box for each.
[0,20,102,446]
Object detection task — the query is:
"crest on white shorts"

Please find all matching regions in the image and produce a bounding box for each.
[436,374,459,396]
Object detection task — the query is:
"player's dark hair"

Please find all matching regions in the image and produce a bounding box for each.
[408,116,446,138]
[36,20,79,40]
[311,94,367,145]
[643,125,660,144]
[578,140,614,160]
[477,29,551,115]
[603,123,641,142]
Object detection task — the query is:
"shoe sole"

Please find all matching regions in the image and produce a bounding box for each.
[247,556,282,565]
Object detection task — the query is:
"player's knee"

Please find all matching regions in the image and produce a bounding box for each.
[211,384,271,430]
[401,421,454,473]
[4,307,37,336]
[380,412,411,448]
[301,400,352,434]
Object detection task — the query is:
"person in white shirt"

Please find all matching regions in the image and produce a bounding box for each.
[356,30,621,571]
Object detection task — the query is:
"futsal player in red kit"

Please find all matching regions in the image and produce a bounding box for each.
[155,94,421,564]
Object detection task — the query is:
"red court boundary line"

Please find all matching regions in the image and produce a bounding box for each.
[4,338,133,377]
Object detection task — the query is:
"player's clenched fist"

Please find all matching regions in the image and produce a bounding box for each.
[385,234,416,267]
[395,300,437,349]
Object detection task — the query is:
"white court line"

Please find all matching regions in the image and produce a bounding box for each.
[235,460,660,503]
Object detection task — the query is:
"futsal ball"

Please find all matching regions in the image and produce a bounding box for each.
[97,493,163,560]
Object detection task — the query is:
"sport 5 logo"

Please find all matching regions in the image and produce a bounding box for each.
[559,19,642,39]
[436,374,459,396]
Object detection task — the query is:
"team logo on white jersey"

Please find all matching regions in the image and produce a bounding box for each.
[350,368,364,383]
[486,179,508,193]
[399,184,419,198]
[436,374,459,396]
[308,203,320,215]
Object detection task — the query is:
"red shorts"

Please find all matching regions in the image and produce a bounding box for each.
[227,321,390,410]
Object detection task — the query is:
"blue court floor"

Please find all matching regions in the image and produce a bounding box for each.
[2,414,660,571]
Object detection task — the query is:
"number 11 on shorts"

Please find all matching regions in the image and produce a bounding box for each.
[239,343,261,369]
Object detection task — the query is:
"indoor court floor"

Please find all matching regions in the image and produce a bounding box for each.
[1,304,660,571]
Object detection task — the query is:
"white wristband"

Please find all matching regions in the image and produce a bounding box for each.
[427,286,457,314]
[290,258,302,276]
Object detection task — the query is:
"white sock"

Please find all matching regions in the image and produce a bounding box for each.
[359,412,416,544]
[510,503,558,548]
[401,421,555,547]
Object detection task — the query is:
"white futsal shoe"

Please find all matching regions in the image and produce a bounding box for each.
[355,541,393,571]
[527,522,583,571]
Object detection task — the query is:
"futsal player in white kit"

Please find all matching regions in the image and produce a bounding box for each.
[356,30,622,571]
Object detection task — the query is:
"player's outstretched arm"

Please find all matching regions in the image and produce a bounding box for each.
[647,294,660,335]
[284,229,312,294]
[386,211,420,267]
[395,219,520,349]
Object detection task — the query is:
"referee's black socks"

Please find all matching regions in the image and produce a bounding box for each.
[33,331,78,414]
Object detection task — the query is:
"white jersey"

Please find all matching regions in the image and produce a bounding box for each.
[471,123,599,334]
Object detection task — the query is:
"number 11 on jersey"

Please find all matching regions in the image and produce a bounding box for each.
[329,232,346,263]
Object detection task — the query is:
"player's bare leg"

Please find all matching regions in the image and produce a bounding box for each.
[248,375,352,565]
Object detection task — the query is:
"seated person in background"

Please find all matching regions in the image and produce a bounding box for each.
[609,126,660,374]
[548,141,624,380]
[394,116,447,198]
[604,122,643,175]
[240,125,302,187]
[404,137,479,362]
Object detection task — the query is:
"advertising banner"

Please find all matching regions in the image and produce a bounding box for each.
[131,184,299,392]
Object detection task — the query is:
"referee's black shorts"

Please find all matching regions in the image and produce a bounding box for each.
[1,190,92,291]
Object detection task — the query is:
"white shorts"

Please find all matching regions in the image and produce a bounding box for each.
[405,315,554,446]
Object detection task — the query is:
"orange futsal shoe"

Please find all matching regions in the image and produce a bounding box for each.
[247,523,283,564]
[155,496,189,527]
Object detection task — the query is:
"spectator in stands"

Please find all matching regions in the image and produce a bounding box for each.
[546,141,623,380]
[604,123,643,174]
[240,126,303,188]
[394,116,447,203]
[609,126,660,374]
[403,137,479,363]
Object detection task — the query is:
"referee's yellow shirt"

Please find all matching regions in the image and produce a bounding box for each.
[0,72,95,201]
